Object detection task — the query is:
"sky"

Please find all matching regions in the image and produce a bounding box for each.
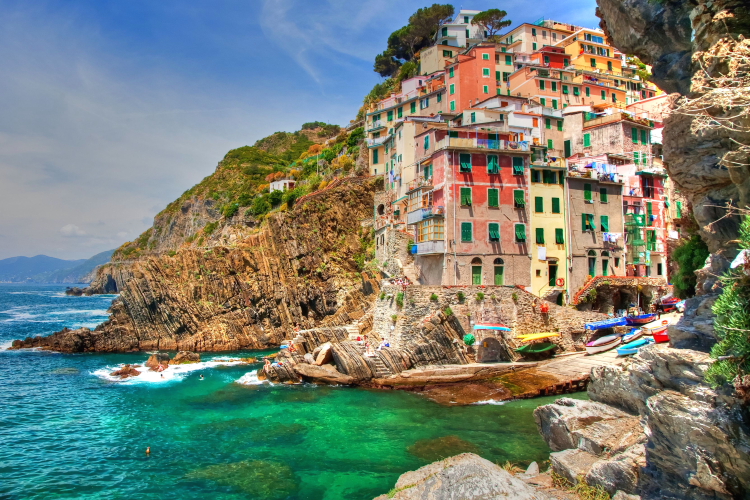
[0,0,598,260]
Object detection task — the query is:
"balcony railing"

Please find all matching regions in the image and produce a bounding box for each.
[415,240,445,255]
[407,206,445,225]
[366,135,391,148]
[432,137,530,152]
[567,168,623,183]
[406,177,434,192]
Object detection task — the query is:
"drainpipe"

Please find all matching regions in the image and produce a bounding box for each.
[564,161,573,305]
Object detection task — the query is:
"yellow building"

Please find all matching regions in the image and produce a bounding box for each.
[529,152,568,304]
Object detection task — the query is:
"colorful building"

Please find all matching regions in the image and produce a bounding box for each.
[435,10,487,48]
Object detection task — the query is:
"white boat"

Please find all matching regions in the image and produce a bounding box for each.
[622,328,642,344]
[585,334,622,355]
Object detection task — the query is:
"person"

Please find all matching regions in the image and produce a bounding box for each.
[377,338,388,351]
[288,344,296,353]
[199,374,204,380]
[146,447,150,455]
[365,342,373,357]
[264,358,272,372]
[160,374,164,379]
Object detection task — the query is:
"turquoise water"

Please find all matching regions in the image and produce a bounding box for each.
[0,283,575,500]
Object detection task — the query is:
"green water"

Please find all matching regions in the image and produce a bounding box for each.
[0,284,586,500]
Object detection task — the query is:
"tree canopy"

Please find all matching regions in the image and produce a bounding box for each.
[471,9,512,40]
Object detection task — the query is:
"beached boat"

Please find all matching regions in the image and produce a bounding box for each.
[625,313,656,326]
[585,334,622,355]
[473,323,511,332]
[617,337,654,356]
[516,332,561,341]
[585,317,627,330]
[622,328,642,344]
[515,342,557,354]
[641,321,669,342]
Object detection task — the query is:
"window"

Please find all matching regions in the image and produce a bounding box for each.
[488,188,499,207]
[573,87,580,96]
[584,183,593,202]
[545,118,551,129]
[470,112,476,123]
[466,29,470,38]
[555,228,564,244]
[461,222,473,242]
[505,55,512,65]
[562,85,568,94]
[483,85,489,94]
[540,80,545,90]
[612,93,617,103]
[602,256,609,276]
[601,90,606,100]
[547,139,554,149]
[503,72,511,82]
[590,58,597,68]
[582,213,595,231]
[487,155,499,174]
[515,224,526,242]
[421,98,430,109]
[449,67,454,78]
[615,257,620,267]
[373,149,379,164]
[410,101,416,113]
[442,27,448,36]
[512,157,524,175]
[551,82,557,92]
[423,135,430,150]
[564,140,571,158]
[397,107,403,118]
[585,87,590,97]
[641,130,649,144]
[482,68,490,77]
[676,201,683,218]
[531,169,541,182]
[459,153,472,172]
[552,197,561,213]
[657,263,663,276]
[532,28,537,36]
[544,55,550,64]
[450,100,455,111]
[583,133,591,147]
[634,151,640,165]
[564,58,569,66]
[464,15,469,23]
[552,99,558,109]
[387,110,393,121]
[607,61,613,71]
[489,223,500,241]
[460,187,472,206]
[588,250,597,276]
[557,120,563,131]
[536,227,545,244]
[437,93,442,103]
[632,127,639,144]
[535,196,544,213]
[482,53,490,60]
[514,189,525,207]
[533,42,537,50]
[443,49,453,57]
[417,218,444,242]
[496,70,501,81]
[601,215,610,232]
[449,83,455,95]
[494,259,504,285]
[540,98,546,106]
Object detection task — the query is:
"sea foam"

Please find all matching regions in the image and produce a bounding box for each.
[92,357,252,385]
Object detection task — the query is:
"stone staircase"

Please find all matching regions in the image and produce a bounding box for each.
[345,320,362,340]
[395,258,420,284]
[350,341,391,378]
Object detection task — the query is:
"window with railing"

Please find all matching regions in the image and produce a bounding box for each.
[418,218,444,242]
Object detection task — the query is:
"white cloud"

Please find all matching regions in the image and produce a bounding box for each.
[59,224,86,237]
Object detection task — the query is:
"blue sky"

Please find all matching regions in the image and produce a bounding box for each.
[0,0,598,260]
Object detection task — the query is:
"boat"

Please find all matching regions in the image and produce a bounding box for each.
[515,342,557,354]
[661,297,680,306]
[516,332,561,341]
[641,320,669,342]
[473,323,511,332]
[617,337,655,356]
[585,334,622,355]
[625,313,657,326]
[585,317,627,330]
[621,328,642,344]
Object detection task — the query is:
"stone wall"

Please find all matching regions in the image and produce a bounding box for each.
[375,225,413,278]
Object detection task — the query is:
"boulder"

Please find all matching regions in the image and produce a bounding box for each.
[303,353,315,364]
[612,492,640,500]
[550,448,600,485]
[170,351,201,364]
[534,397,631,451]
[293,363,354,385]
[374,453,554,500]
[110,364,141,379]
[571,416,644,456]
[585,444,646,496]
[314,342,333,365]
[525,462,539,476]
[145,353,170,370]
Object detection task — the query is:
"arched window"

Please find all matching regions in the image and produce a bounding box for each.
[471,257,482,285]
[601,251,610,276]
[493,258,504,285]
[601,251,610,257]
[493,258,504,265]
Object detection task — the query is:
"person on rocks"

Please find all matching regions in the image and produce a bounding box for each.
[199,374,204,381]
[377,338,389,351]
[264,358,272,372]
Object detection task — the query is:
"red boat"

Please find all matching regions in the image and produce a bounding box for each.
[642,321,669,343]
[625,313,656,326]
[661,297,680,312]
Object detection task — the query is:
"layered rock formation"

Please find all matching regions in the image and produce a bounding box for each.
[12,178,381,352]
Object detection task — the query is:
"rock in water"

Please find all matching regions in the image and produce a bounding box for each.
[145,353,170,370]
[406,436,480,462]
[110,364,141,379]
[373,453,554,499]
[170,351,200,364]
[293,363,354,385]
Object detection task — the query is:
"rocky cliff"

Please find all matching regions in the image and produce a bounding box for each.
[13,177,381,352]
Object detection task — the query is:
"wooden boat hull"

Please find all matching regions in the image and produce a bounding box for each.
[586,337,621,355]
[625,314,656,326]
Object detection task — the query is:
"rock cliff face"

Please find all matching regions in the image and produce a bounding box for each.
[597,0,750,257]
[13,178,380,352]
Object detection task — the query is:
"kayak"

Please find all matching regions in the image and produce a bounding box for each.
[622,328,642,344]
[586,334,622,355]
[473,323,511,332]
[516,332,561,341]
[617,337,654,356]
[626,314,657,326]
[585,317,627,330]
[515,342,557,354]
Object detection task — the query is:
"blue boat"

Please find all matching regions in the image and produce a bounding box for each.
[622,328,642,344]
[617,337,654,356]
[585,317,627,330]
[625,313,656,326]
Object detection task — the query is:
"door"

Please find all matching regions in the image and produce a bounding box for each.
[548,263,558,287]
[472,266,482,285]
[588,257,597,277]
[602,259,609,276]
[564,140,571,158]
[494,266,504,285]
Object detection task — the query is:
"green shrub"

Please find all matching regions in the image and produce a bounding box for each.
[476,292,485,301]
[430,293,439,302]
[457,291,465,301]
[396,292,404,308]
[391,314,398,323]
[250,196,271,216]
[443,307,453,316]
[512,292,518,301]
[167,250,177,257]
[672,232,710,298]
[706,216,750,387]
[269,189,283,206]
[380,292,386,300]
[223,203,239,218]
[203,221,219,235]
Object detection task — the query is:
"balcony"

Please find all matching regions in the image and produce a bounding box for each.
[407,206,444,225]
[583,112,655,129]
[435,137,530,152]
[625,213,647,227]
[367,120,386,132]
[567,168,623,184]
[366,135,391,148]
[406,177,434,193]
[415,240,445,255]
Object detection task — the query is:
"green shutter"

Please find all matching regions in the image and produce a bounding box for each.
[494,265,504,285]
[634,151,640,165]
[424,136,430,149]
[564,140,571,157]
[449,67,454,78]
[632,127,638,143]
[487,155,499,173]
[373,149,379,164]
[515,224,526,241]
[536,227,545,244]
[583,133,591,147]
[584,183,592,202]
[540,98,546,106]
[461,222,472,242]
[676,201,683,218]
[531,169,540,182]
[600,188,608,203]
[514,189,525,206]
[647,201,653,219]
[512,157,524,175]
[559,171,565,185]
[573,87,580,96]
[496,70,500,81]
[488,188,499,207]
[411,101,416,113]
[555,228,564,244]
[460,187,472,206]
[588,213,595,230]
[540,80,545,91]
[535,197,544,213]
[505,55,512,65]
[585,87,590,97]
[557,120,563,131]
[489,223,500,241]
[545,118,551,129]
[547,139,554,149]
[459,153,472,172]
[601,215,610,232]
[552,197,561,213]
[552,82,557,92]
[387,110,393,121]
[641,130,648,144]
[552,99,558,109]
[398,107,403,118]
[582,213,587,230]
[562,85,568,94]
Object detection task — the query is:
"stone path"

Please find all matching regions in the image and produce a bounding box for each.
[538,349,625,379]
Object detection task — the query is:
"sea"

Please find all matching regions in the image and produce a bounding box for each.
[0,283,578,500]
